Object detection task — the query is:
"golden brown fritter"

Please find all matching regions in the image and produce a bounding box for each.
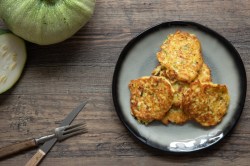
[172,63,212,107]
[171,81,189,107]
[128,76,174,124]
[183,81,230,127]
[152,65,188,107]
[151,65,176,84]
[196,63,212,83]
[160,80,190,125]
[161,107,191,125]
[151,65,168,80]
[152,63,212,107]
[156,63,213,125]
[157,31,203,83]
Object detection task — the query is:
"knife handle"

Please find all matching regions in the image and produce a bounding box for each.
[25,149,45,166]
[0,139,37,159]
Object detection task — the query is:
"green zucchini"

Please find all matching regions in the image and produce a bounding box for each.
[0,31,26,94]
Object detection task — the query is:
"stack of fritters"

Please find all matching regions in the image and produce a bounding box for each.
[129,31,230,127]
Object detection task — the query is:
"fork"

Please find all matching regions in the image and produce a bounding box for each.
[0,123,87,159]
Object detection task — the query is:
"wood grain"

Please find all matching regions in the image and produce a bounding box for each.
[25,149,45,166]
[0,139,36,159]
[0,0,250,165]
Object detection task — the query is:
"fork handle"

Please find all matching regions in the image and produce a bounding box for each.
[0,139,37,159]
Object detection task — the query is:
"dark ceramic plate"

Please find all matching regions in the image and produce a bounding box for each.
[112,21,246,152]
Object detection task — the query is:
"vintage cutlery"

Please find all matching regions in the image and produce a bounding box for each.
[0,123,87,159]
[0,101,87,165]
[25,101,88,166]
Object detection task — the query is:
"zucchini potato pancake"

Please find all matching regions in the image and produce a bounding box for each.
[128,30,230,127]
[161,107,191,125]
[157,31,203,83]
[183,81,230,127]
[157,63,212,125]
[152,63,212,107]
[129,76,174,124]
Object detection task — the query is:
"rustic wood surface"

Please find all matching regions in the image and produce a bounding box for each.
[0,0,250,165]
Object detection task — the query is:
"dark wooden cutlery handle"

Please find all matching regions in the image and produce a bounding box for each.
[0,139,37,159]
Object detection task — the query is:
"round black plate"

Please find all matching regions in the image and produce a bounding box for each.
[112,21,246,152]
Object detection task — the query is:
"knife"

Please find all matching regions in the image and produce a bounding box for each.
[25,101,88,166]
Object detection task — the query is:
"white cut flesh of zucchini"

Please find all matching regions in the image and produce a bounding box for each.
[0,33,26,94]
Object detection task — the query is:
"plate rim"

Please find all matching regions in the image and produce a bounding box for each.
[112,21,247,153]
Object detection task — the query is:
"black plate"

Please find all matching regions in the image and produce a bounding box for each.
[112,21,247,152]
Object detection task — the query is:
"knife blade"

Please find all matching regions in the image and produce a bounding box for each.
[25,101,88,166]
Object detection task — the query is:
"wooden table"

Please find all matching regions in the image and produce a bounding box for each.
[0,0,250,165]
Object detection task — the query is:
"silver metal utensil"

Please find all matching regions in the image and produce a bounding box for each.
[25,101,88,166]
[0,123,87,159]
[37,123,87,143]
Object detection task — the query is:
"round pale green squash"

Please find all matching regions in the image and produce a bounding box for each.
[0,0,95,45]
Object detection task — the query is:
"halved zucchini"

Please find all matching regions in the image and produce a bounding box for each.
[0,32,26,94]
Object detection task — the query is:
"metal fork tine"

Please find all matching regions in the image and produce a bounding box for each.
[65,123,86,130]
[53,123,88,141]
[59,128,88,141]
[63,125,86,135]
